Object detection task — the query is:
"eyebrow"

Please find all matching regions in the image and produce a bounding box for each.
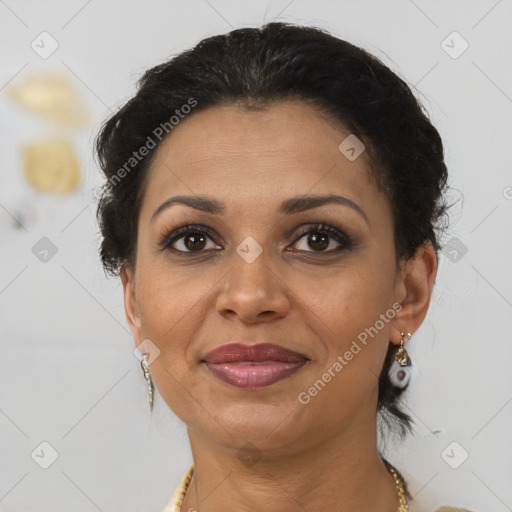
[150,194,368,223]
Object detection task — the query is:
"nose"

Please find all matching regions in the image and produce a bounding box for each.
[215,247,290,324]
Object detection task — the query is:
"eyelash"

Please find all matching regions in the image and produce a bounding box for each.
[159,222,355,255]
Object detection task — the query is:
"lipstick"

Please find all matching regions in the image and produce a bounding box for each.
[202,343,308,389]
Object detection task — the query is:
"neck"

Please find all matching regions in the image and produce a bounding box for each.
[180,411,401,512]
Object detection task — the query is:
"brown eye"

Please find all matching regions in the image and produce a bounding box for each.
[304,232,330,251]
[290,223,354,253]
[180,232,208,251]
[161,225,222,253]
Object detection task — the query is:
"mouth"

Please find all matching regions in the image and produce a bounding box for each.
[201,343,309,389]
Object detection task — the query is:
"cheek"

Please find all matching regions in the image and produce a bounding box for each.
[135,264,210,356]
[136,269,211,421]
[305,264,395,385]
[306,262,395,335]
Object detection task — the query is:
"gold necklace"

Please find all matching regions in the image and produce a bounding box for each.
[176,462,408,511]
[386,462,409,512]
[174,465,193,512]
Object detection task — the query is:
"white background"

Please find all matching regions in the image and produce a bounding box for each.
[0,1,511,511]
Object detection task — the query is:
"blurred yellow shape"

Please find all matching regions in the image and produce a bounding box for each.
[7,72,90,126]
[22,139,80,193]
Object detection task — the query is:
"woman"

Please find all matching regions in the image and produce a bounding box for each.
[94,22,471,512]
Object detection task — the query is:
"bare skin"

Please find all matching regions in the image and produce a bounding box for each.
[121,99,437,511]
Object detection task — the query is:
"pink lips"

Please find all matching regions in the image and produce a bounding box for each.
[202,343,308,389]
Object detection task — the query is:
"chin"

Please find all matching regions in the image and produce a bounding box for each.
[200,400,307,450]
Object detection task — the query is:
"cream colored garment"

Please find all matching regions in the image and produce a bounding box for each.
[162,465,194,512]
[162,465,473,512]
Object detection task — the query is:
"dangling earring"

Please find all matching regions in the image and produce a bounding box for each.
[140,352,155,412]
[388,331,412,389]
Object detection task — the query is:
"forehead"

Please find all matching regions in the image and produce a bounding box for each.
[140,100,387,218]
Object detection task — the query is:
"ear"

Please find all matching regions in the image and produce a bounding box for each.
[390,241,438,345]
[120,263,142,344]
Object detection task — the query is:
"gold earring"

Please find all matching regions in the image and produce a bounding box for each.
[388,331,412,389]
[140,352,155,412]
[394,331,412,366]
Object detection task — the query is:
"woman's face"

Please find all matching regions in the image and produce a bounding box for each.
[122,99,413,454]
